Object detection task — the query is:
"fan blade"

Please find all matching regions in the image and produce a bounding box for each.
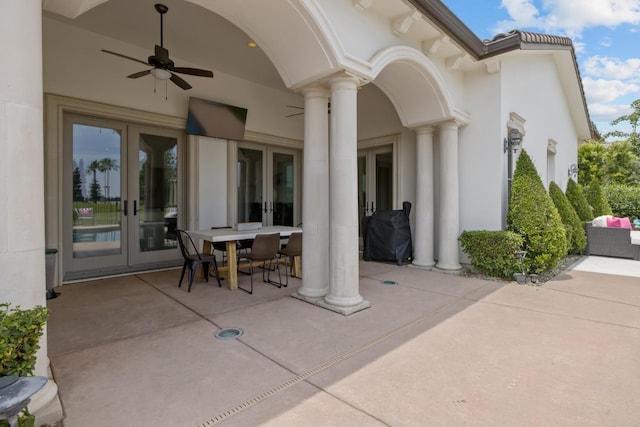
[170,73,192,90]
[285,112,304,118]
[286,105,304,110]
[169,67,214,78]
[127,70,151,79]
[102,49,149,66]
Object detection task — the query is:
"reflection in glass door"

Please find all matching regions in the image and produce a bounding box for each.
[358,146,394,238]
[65,116,127,273]
[130,128,180,265]
[237,144,298,226]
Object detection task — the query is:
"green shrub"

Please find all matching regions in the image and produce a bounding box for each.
[604,184,640,219]
[0,304,47,427]
[586,180,613,217]
[0,303,48,376]
[507,150,567,273]
[459,230,524,278]
[549,181,586,254]
[565,178,593,221]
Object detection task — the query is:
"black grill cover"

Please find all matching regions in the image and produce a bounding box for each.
[363,201,412,266]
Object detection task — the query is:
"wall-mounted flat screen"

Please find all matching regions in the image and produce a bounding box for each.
[186,97,248,141]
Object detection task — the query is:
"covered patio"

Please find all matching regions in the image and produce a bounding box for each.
[47,260,640,426]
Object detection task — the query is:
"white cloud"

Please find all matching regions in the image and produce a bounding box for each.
[589,102,634,122]
[582,77,639,103]
[496,0,640,36]
[583,56,640,80]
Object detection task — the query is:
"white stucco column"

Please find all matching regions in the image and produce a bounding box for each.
[319,74,370,315]
[436,121,462,271]
[411,126,435,268]
[1,1,63,425]
[296,85,330,299]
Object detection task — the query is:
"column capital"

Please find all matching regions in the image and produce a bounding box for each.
[437,119,463,131]
[414,125,435,135]
[327,72,362,90]
[301,84,330,99]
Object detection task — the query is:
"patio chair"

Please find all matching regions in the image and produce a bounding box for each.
[237,232,282,294]
[278,232,301,287]
[210,226,253,266]
[176,229,222,292]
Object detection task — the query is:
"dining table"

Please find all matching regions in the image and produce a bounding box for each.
[187,225,302,290]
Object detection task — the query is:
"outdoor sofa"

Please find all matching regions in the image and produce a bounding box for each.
[585,217,640,260]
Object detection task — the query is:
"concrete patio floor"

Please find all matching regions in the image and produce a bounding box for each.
[46,257,640,426]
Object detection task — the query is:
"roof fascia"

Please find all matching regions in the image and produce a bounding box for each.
[407,0,485,58]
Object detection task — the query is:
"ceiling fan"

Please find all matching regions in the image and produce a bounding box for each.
[101,3,213,90]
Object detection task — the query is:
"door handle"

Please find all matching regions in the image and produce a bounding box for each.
[123,200,128,216]
[270,202,273,213]
[370,202,374,213]
[133,200,138,216]
[264,201,267,213]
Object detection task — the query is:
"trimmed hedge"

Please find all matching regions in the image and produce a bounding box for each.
[603,184,640,219]
[586,180,613,217]
[565,178,593,221]
[459,230,524,278]
[507,150,567,273]
[549,181,586,254]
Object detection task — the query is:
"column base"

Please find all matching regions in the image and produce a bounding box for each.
[30,379,64,426]
[435,262,462,272]
[292,292,371,315]
[410,261,435,270]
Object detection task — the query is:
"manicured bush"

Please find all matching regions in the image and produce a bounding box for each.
[604,184,640,219]
[459,230,524,278]
[507,150,567,273]
[0,303,48,376]
[586,180,613,217]
[549,181,586,254]
[0,303,47,427]
[565,178,593,221]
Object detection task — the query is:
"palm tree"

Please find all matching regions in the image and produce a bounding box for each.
[86,160,102,202]
[99,157,119,200]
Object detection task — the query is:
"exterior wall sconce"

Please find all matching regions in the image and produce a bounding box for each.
[504,128,523,152]
[568,163,578,179]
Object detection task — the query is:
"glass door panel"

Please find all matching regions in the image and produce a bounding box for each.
[237,144,299,227]
[129,127,182,265]
[358,145,394,239]
[237,148,264,223]
[271,152,294,226]
[358,155,368,236]
[375,151,393,211]
[64,116,127,274]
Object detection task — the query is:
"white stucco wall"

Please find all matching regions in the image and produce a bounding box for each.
[501,52,579,192]
[196,137,228,229]
[459,66,504,232]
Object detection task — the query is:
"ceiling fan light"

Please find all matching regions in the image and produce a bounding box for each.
[150,68,171,80]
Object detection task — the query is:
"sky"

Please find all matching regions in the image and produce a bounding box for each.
[441,0,640,141]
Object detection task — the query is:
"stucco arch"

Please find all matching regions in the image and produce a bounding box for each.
[369,46,458,128]
[189,0,341,89]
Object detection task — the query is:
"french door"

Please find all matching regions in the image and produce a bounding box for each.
[358,145,394,237]
[63,114,182,278]
[237,143,299,226]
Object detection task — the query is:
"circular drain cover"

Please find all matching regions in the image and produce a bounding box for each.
[215,327,244,340]
[381,280,397,286]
